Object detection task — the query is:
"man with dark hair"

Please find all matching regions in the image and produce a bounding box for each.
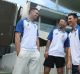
[67,13,80,74]
[12,7,40,74]
[43,19,70,74]
[68,13,78,19]
[29,7,39,13]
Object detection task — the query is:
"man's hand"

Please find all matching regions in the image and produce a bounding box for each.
[66,61,72,70]
[16,49,20,56]
[44,50,48,59]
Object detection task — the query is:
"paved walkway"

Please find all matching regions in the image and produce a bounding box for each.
[0,46,71,74]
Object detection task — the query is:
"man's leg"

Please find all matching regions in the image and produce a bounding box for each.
[44,66,51,74]
[43,55,55,74]
[57,67,64,74]
[29,50,40,74]
[55,57,65,74]
[12,50,30,74]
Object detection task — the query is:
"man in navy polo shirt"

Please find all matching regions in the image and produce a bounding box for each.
[67,13,80,74]
[43,19,70,74]
[12,7,40,74]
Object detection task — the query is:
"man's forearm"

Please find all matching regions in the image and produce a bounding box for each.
[45,40,51,52]
[36,37,40,51]
[15,33,21,55]
[68,48,71,62]
[65,48,72,69]
[66,48,71,62]
[15,40,20,55]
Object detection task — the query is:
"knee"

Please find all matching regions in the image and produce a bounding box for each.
[57,68,63,74]
[44,67,51,74]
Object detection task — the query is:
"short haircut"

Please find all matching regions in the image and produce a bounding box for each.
[68,13,78,19]
[29,7,39,14]
[57,18,67,23]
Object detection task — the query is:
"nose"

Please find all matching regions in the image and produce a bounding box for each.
[68,19,71,22]
[35,14,39,17]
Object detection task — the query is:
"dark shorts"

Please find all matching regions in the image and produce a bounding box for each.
[72,65,80,74]
[43,55,65,68]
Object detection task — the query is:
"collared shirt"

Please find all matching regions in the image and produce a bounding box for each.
[69,25,80,65]
[15,18,38,51]
[48,28,70,57]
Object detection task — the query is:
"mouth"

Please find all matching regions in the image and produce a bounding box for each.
[68,22,72,25]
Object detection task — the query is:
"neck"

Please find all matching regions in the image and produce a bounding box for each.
[59,27,65,31]
[28,15,34,22]
[72,24,77,30]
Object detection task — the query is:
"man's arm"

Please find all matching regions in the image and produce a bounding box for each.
[36,37,40,51]
[45,40,51,52]
[78,26,80,73]
[64,36,72,70]
[65,48,72,70]
[15,32,21,56]
[44,40,51,58]
[44,29,53,58]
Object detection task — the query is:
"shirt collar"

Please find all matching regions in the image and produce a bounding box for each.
[26,17,35,23]
[57,27,65,33]
[71,24,78,31]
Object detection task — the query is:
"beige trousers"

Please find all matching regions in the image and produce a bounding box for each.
[12,48,40,74]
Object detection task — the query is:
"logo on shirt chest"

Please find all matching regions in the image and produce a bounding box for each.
[55,32,64,38]
[24,20,29,28]
[55,32,58,35]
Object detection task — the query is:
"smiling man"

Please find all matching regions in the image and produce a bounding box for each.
[67,13,80,74]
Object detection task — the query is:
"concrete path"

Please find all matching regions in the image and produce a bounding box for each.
[0,46,71,74]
